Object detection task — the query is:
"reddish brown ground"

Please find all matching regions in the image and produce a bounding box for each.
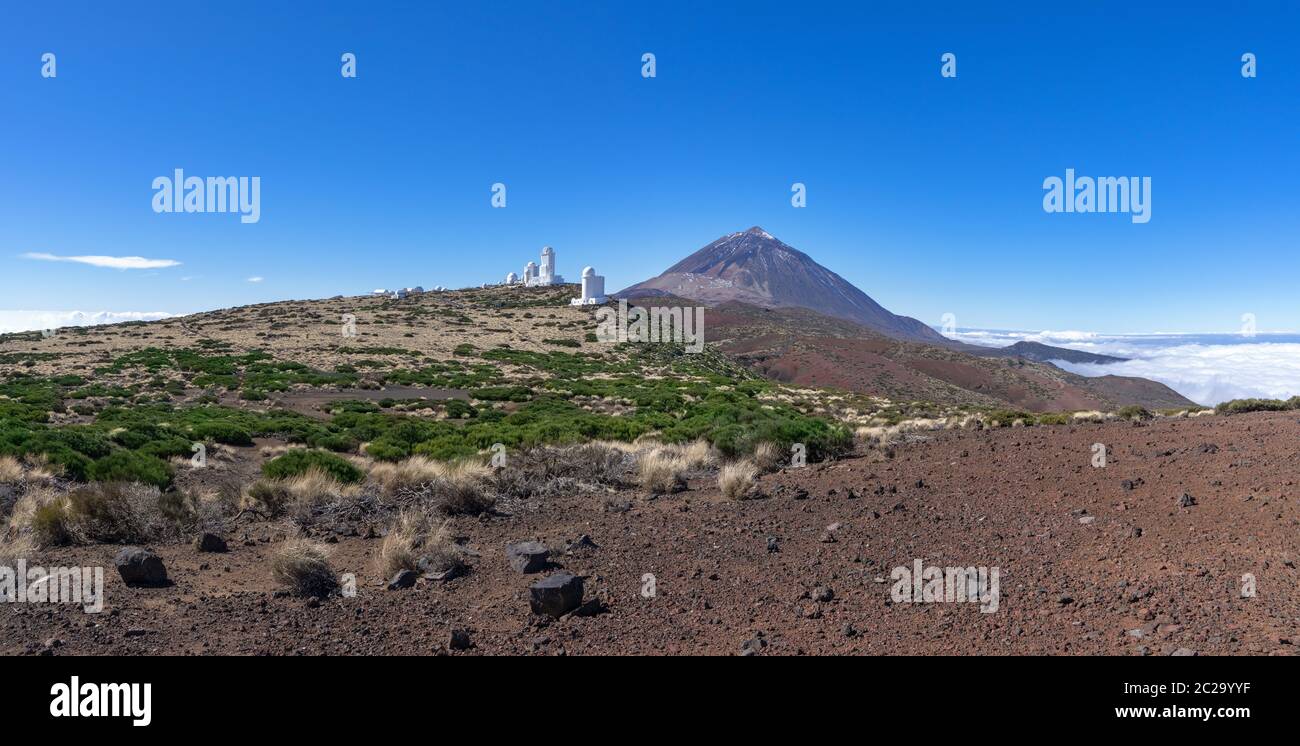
[4,412,1298,656]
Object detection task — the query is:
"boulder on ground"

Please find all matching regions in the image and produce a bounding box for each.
[194,533,228,553]
[506,541,550,574]
[529,571,584,618]
[387,569,418,590]
[114,547,168,586]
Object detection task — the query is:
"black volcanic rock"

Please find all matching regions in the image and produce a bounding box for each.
[616,227,947,343]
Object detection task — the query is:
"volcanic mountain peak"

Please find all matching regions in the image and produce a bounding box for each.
[617,227,949,344]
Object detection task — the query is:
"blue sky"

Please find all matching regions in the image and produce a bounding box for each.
[2,1,1298,333]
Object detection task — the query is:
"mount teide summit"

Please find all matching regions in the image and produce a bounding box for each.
[616,227,948,344]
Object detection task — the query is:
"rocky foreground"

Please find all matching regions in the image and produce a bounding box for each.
[4,410,1297,656]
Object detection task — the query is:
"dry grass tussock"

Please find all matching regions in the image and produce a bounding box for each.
[243,467,362,522]
[637,449,688,494]
[718,460,758,500]
[368,456,489,495]
[0,456,24,484]
[0,454,55,485]
[8,482,223,547]
[635,440,718,494]
[373,458,495,516]
[271,539,337,597]
[752,441,784,472]
[376,508,464,578]
[492,443,635,500]
[0,533,36,566]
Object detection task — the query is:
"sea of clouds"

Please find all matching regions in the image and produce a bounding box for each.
[946,329,1300,406]
[0,310,176,335]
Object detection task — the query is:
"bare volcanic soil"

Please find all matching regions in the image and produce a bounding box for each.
[4,412,1298,656]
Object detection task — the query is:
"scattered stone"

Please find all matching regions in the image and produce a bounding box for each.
[740,635,767,656]
[124,628,147,638]
[565,534,599,554]
[529,572,584,618]
[1079,516,1096,525]
[506,541,551,574]
[418,556,466,581]
[571,597,607,617]
[194,533,228,553]
[766,536,780,553]
[387,569,418,590]
[1170,647,1197,656]
[792,488,809,500]
[1198,443,1219,454]
[842,624,857,638]
[1177,492,1197,508]
[812,586,835,603]
[114,547,167,587]
[449,629,473,650]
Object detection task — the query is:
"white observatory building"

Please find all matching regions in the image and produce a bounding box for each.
[570,266,607,305]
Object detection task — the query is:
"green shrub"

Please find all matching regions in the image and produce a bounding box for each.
[444,399,476,419]
[362,441,408,462]
[193,421,254,446]
[1116,405,1153,421]
[469,386,533,402]
[982,409,1034,427]
[1215,398,1296,415]
[262,449,364,484]
[87,450,173,488]
[308,432,357,452]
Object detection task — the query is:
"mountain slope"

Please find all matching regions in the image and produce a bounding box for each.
[616,227,948,343]
[966,341,1128,365]
[704,301,1195,412]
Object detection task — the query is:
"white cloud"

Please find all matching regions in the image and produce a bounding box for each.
[21,252,181,270]
[1056,343,1300,406]
[946,327,1300,406]
[246,276,264,283]
[0,310,177,334]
